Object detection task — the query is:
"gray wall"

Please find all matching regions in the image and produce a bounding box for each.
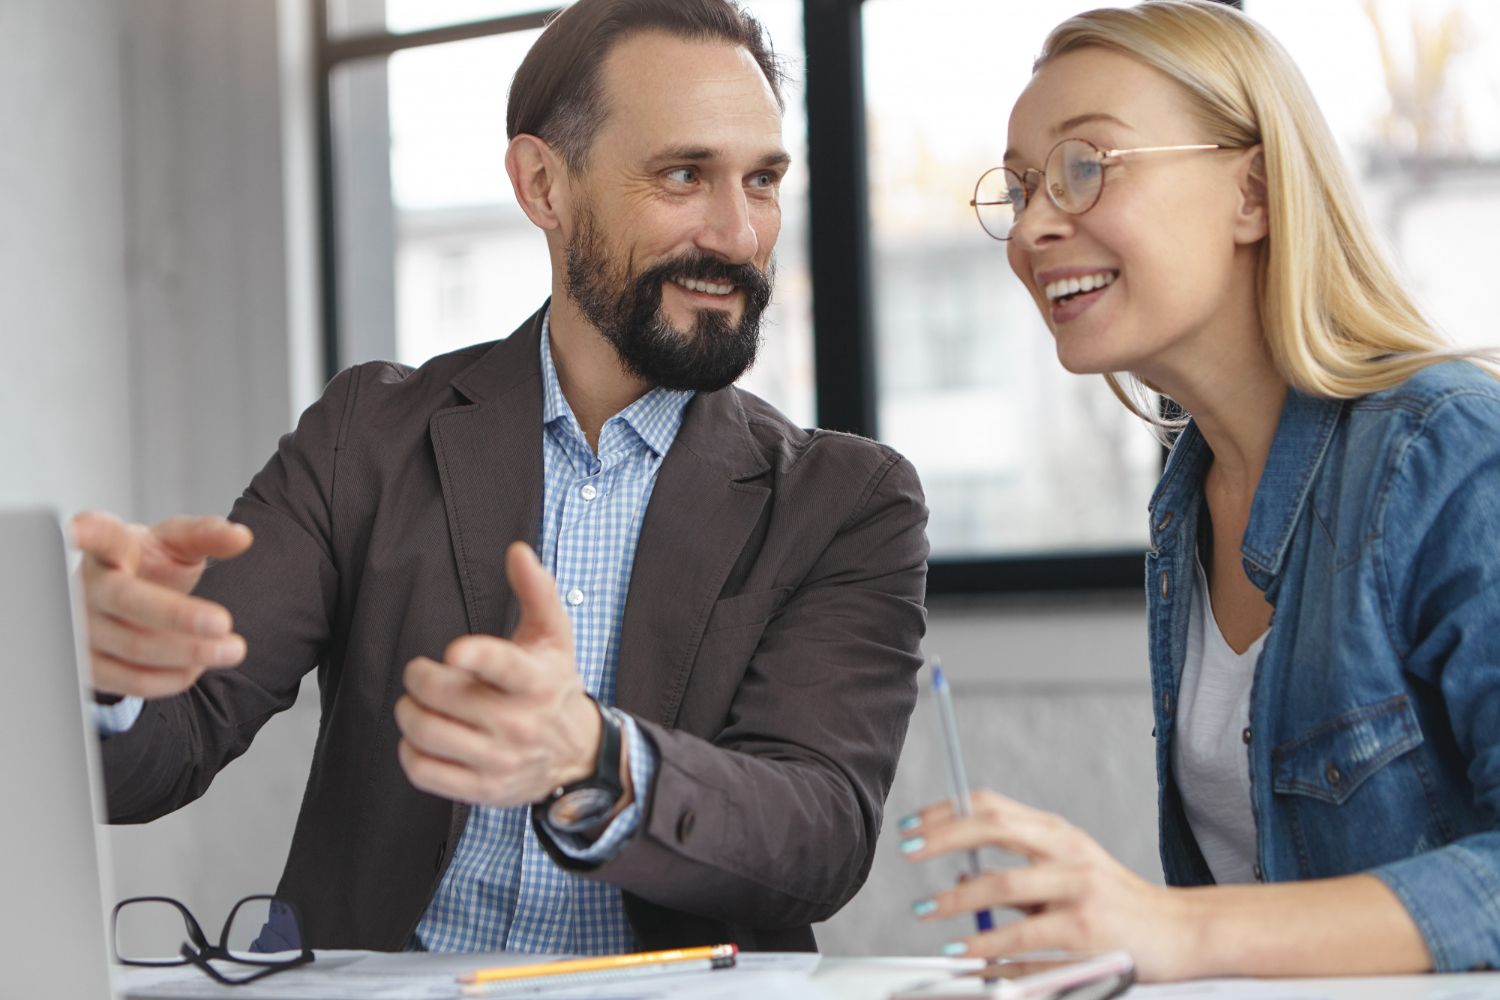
[1,0,1159,957]
[0,0,325,936]
[1,1,134,518]
[107,0,325,934]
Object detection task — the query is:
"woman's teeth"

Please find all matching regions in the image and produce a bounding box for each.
[673,278,734,296]
[1045,271,1116,303]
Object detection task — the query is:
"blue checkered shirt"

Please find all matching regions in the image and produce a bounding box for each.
[413,314,691,955]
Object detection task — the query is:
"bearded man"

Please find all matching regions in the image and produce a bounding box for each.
[75,0,928,955]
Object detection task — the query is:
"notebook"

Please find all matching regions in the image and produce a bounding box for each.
[0,508,119,998]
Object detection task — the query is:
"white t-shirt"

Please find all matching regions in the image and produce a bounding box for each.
[1171,554,1268,884]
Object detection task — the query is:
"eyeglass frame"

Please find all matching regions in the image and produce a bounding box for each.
[969,137,1230,240]
[111,893,315,986]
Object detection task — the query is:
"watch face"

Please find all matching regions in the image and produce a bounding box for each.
[548,786,619,833]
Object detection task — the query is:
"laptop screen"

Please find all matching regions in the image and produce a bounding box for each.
[0,508,119,999]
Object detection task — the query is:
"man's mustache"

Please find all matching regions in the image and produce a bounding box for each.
[637,253,773,308]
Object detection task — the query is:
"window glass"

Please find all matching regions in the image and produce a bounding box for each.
[330,2,816,426]
[328,0,557,38]
[862,1,1157,561]
[1245,0,1500,353]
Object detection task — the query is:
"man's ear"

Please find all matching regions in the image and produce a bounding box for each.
[506,134,571,233]
[1232,145,1268,245]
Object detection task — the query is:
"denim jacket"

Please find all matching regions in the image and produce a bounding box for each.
[1146,361,1500,972]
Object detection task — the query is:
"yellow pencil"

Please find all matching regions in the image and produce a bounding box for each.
[457,943,738,984]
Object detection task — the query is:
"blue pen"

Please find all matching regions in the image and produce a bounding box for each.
[931,658,994,932]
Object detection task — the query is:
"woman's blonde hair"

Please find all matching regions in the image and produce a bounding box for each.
[1036,0,1491,424]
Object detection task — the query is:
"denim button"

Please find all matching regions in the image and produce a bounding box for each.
[1253,863,1264,881]
[1159,571,1170,599]
[1162,691,1174,718]
[1325,762,1342,787]
[1154,510,1174,533]
[1241,727,1252,745]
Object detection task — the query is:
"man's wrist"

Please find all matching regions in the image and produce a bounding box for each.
[554,691,605,786]
[539,699,627,835]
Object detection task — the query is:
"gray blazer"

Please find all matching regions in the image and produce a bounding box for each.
[101,306,929,952]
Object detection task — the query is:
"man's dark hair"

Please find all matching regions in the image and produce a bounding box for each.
[506,0,786,171]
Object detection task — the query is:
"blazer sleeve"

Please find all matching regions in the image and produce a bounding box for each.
[536,451,929,928]
[99,368,352,823]
[1370,388,1500,972]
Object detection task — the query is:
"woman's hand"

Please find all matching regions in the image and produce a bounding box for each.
[899,789,1200,981]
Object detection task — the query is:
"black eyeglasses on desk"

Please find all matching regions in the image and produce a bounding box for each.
[111,894,314,986]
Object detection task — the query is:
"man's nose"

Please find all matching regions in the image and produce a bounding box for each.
[695,186,759,263]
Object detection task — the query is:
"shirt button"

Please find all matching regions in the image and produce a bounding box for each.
[1241,727,1252,745]
[580,484,598,501]
[566,588,585,606]
[1253,863,1264,881]
[1325,762,1342,787]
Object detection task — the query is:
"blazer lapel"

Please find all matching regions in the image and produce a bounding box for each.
[429,308,547,638]
[615,388,771,727]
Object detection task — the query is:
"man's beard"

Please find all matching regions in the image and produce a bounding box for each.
[564,206,774,392]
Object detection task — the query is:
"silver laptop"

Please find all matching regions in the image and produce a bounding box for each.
[0,508,119,998]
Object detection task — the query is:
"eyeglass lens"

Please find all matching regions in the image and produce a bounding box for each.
[972,139,1106,240]
[113,898,205,966]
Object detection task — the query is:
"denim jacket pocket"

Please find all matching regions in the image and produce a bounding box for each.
[1271,695,1424,806]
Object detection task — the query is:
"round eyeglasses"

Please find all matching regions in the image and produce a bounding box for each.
[970,137,1226,240]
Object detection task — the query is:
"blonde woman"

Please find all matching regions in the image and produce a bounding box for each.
[899,0,1500,980]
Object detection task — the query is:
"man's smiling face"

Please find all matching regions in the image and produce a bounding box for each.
[560,30,788,391]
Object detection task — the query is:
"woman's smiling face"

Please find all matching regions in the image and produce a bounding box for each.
[1004,46,1263,383]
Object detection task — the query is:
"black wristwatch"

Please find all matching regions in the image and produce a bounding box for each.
[540,700,625,835]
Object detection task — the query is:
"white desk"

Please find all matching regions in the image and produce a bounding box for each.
[811,957,1500,998]
[114,952,1500,999]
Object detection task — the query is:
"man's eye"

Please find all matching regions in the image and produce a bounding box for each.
[748,170,781,189]
[664,167,698,185]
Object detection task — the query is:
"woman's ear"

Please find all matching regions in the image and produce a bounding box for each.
[1232,145,1269,245]
[505,134,570,233]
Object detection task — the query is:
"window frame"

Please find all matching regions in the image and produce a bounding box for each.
[312,0,1242,594]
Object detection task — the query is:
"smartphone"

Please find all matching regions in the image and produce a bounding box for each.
[888,950,1135,1000]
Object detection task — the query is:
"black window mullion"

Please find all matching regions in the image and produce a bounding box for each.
[314,0,341,383]
[803,0,876,437]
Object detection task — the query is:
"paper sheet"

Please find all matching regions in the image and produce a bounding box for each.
[117,950,827,1000]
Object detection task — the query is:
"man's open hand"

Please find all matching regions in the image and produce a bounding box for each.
[71,511,252,699]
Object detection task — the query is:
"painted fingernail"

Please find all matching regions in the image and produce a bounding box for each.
[911,898,938,917]
[942,942,970,957]
[899,836,926,854]
[897,814,921,833]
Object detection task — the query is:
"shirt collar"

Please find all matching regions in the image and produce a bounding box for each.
[1240,389,1342,576]
[1149,388,1343,579]
[538,309,694,459]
